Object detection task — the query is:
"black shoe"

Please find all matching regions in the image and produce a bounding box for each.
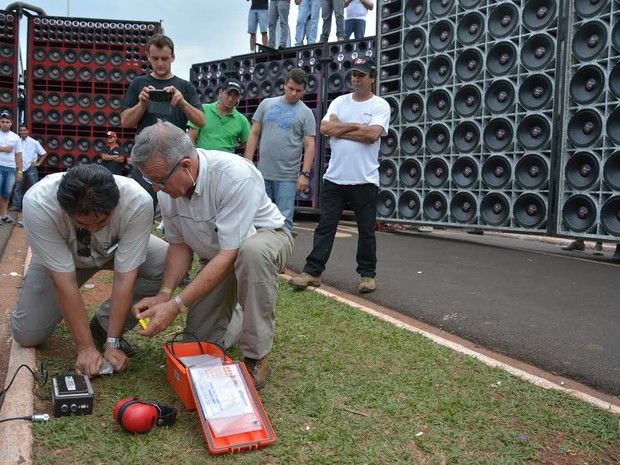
[89,316,135,357]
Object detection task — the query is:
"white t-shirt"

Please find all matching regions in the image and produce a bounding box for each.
[23,173,154,273]
[322,93,390,186]
[0,130,23,169]
[346,0,373,19]
[20,136,46,171]
[160,149,285,260]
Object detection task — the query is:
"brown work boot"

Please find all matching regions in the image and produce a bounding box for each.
[244,356,271,391]
[289,272,321,290]
[561,239,585,251]
[358,277,376,293]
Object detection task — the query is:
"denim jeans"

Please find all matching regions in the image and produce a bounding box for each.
[303,179,378,277]
[12,165,39,208]
[264,179,297,232]
[345,18,366,39]
[320,0,345,41]
[0,165,17,199]
[295,0,321,45]
[268,0,290,48]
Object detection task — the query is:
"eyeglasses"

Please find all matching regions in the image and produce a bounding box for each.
[142,157,188,189]
[76,228,92,257]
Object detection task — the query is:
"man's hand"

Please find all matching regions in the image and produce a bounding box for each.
[104,348,129,373]
[163,86,187,108]
[297,174,310,193]
[133,294,179,337]
[75,345,104,378]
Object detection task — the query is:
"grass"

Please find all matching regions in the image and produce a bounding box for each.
[32,282,619,464]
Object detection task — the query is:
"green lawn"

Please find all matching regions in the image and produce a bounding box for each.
[33,282,619,464]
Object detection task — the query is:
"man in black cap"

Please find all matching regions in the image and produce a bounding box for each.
[188,78,251,153]
[101,131,125,176]
[290,57,390,293]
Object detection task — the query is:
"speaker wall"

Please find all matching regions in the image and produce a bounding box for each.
[0,10,18,121]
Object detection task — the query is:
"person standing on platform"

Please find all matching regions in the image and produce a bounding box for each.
[10,124,46,213]
[344,0,374,39]
[268,0,291,49]
[188,78,250,153]
[320,0,345,42]
[101,131,125,176]
[295,0,321,46]
[247,0,269,51]
[245,68,316,232]
[290,58,389,294]
[0,111,22,224]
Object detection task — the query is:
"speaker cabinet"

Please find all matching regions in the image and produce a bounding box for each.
[556,1,620,240]
[0,10,19,124]
[26,16,160,175]
[376,0,561,232]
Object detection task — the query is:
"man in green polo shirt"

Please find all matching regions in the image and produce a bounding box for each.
[188,78,251,153]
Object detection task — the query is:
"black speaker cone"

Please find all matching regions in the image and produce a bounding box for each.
[519,74,553,110]
[380,129,398,156]
[404,0,426,26]
[569,65,604,105]
[423,191,448,221]
[427,89,451,120]
[385,97,399,125]
[457,12,484,45]
[450,192,477,223]
[428,55,452,86]
[565,151,599,190]
[606,107,620,145]
[601,196,620,236]
[398,191,421,219]
[377,190,396,217]
[574,0,608,19]
[452,156,479,188]
[488,2,520,38]
[424,158,449,188]
[455,85,482,117]
[453,121,480,153]
[426,124,450,154]
[562,194,597,232]
[514,193,546,228]
[379,159,397,187]
[429,20,454,52]
[604,151,620,190]
[399,159,422,188]
[485,80,515,114]
[567,109,602,147]
[481,193,510,226]
[401,127,424,155]
[515,154,548,189]
[455,48,483,81]
[483,118,513,151]
[572,21,607,61]
[430,0,454,18]
[487,42,517,76]
[401,93,423,123]
[521,34,555,71]
[523,0,557,31]
[403,27,426,58]
[517,114,551,150]
[482,156,512,189]
[402,60,425,90]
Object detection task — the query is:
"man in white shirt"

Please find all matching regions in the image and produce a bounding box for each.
[344,0,374,39]
[0,111,23,224]
[10,124,47,212]
[290,57,390,294]
[130,121,294,390]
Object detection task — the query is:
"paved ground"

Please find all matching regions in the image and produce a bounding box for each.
[287,217,620,397]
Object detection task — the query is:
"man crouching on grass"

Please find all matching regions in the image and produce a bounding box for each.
[11,164,168,377]
[130,121,294,390]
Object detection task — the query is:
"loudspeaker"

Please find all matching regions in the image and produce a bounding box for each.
[26,16,160,175]
[556,1,620,240]
[0,10,19,123]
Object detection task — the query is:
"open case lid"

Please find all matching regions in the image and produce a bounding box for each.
[188,360,276,454]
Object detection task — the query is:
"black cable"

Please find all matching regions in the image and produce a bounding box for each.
[0,414,49,423]
[0,361,48,400]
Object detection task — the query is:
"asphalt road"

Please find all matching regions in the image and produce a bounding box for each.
[286,218,620,396]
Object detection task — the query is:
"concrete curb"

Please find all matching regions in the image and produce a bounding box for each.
[0,248,36,465]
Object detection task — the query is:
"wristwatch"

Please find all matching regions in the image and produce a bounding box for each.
[301,171,311,178]
[103,337,122,350]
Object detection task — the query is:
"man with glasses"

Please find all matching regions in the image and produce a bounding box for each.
[188,78,250,153]
[0,111,23,224]
[11,164,168,378]
[130,121,294,390]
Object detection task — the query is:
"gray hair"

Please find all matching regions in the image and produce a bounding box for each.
[131,121,196,169]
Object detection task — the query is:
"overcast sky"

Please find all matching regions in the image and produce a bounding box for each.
[7,0,377,81]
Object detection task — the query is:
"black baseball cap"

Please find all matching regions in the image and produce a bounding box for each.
[350,57,376,75]
[0,111,11,119]
[222,78,243,94]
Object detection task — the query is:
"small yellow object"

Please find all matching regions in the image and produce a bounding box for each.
[139,317,151,330]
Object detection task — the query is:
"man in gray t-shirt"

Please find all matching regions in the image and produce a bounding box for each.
[245,68,316,231]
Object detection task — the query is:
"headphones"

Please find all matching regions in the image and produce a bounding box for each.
[113,397,177,434]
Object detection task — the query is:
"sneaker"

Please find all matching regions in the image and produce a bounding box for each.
[417,226,433,233]
[359,277,376,293]
[89,316,135,357]
[561,240,585,251]
[8,206,21,212]
[289,272,321,290]
[244,356,271,391]
[1,216,15,224]
[593,241,604,256]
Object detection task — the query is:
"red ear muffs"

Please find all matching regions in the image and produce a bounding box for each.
[113,397,177,434]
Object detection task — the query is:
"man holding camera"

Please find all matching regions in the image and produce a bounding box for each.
[11,164,168,377]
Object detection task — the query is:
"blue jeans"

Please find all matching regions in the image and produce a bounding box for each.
[264,179,297,232]
[295,0,321,45]
[345,18,366,39]
[12,165,39,208]
[268,0,290,48]
[0,165,17,199]
[303,179,378,278]
[320,0,345,41]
